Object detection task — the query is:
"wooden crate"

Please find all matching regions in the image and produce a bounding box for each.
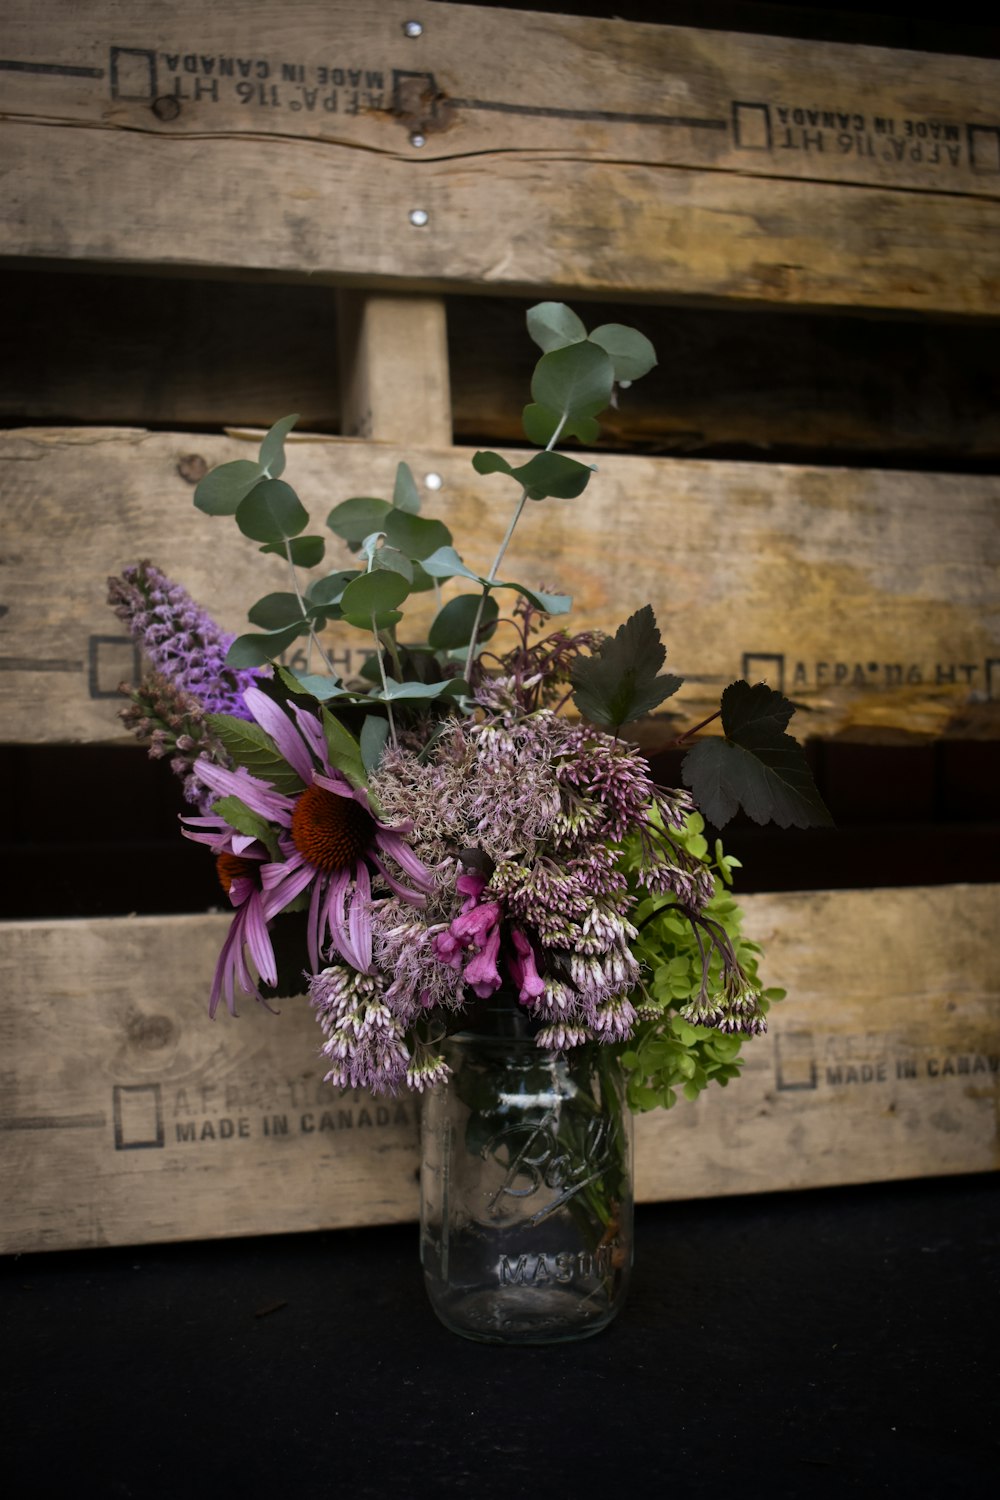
[1,0,998,1253]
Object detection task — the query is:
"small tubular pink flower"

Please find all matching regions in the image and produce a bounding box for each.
[508,926,546,1005]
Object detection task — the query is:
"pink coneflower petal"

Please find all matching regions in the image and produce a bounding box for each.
[243,891,278,988]
[376,829,436,892]
[244,687,315,783]
[348,861,373,974]
[193,757,294,824]
[367,852,429,907]
[292,702,329,767]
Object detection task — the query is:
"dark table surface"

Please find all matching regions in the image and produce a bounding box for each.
[5,1172,998,1498]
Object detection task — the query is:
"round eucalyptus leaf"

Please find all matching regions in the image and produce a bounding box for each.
[392,462,421,514]
[526,302,588,353]
[225,622,307,667]
[373,545,414,583]
[259,534,325,568]
[247,592,306,630]
[236,479,309,544]
[308,569,359,606]
[428,592,499,650]
[589,324,657,382]
[326,496,392,543]
[194,459,263,516]
[340,569,410,629]
[530,340,614,422]
[258,413,300,478]
[383,508,453,560]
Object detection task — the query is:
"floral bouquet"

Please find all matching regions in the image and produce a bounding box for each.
[109,304,829,1339]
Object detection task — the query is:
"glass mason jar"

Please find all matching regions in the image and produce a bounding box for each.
[419,1008,634,1344]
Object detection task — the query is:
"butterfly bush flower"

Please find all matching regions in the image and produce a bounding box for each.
[108,562,259,810]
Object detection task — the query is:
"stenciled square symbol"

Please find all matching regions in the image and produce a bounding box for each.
[773,1032,817,1092]
[732,101,772,151]
[109,47,158,102]
[742,652,785,692]
[113,1084,164,1150]
[88,635,139,699]
[968,125,1000,173]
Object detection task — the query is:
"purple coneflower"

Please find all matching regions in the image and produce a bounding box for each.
[181,812,280,1017]
[191,688,435,993]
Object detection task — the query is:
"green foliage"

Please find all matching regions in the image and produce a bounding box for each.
[616,813,784,1111]
[429,593,499,650]
[206,713,305,797]
[682,680,834,829]
[571,605,682,732]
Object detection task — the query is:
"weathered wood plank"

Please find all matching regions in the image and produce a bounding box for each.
[2,2,999,312]
[2,428,997,746]
[1,887,996,1252]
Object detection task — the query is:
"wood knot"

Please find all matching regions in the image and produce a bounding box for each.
[152,96,181,122]
[176,454,208,485]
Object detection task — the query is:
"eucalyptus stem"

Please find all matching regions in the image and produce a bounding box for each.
[284,541,338,677]
[464,412,569,675]
[370,610,398,750]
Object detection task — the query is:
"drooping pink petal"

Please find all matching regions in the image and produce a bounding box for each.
[243,891,278,988]
[260,850,314,919]
[244,687,316,784]
[368,852,429,907]
[376,829,436,893]
[348,860,373,974]
[193,757,294,825]
[292,702,329,769]
[323,865,367,971]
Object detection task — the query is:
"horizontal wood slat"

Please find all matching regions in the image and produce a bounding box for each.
[2,2,999,312]
[2,428,997,746]
[1,887,996,1253]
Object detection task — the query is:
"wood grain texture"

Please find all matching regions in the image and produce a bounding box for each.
[2,2,999,312]
[1,886,996,1252]
[2,428,997,747]
[336,292,452,445]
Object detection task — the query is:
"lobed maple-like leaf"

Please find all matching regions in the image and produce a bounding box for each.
[570,605,682,732]
[681,681,833,829]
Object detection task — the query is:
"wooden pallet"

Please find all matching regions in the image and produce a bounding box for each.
[1,0,998,1252]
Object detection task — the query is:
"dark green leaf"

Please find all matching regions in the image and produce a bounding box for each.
[258,413,300,478]
[383,508,453,560]
[570,605,683,731]
[247,592,306,630]
[531,341,614,423]
[526,302,588,352]
[307,570,359,606]
[206,713,305,796]
[511,451,594,501]
[193,459,262,516]
[275,665,350,702]
[408,561,438,594]
[260,534,325,568]
[392,462,421,514]
[420,545,481,583]
[210,796,282,860]
[372,545,414,583]
[521,402,600,447]
[339,570,411,629]
[326,496,392,543]
[428,593,499,650]
[681,680,833,830]
[225,624,308,668]
[320,707,368,790]
[360,714,390,772]
[376,677,456,702]
[471,451,515,479]
[236,479,309,545]
[589,324,657,382]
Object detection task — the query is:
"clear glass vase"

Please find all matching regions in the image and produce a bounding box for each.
[419,1009,634,1344]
